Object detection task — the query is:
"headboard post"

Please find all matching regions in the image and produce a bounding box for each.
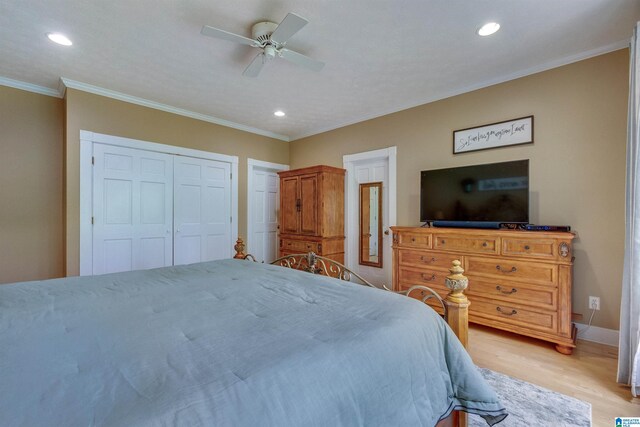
[233,237,247,259]
[444,260,470,349]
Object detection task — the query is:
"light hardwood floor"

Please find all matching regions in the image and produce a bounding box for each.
[468,325,640,426]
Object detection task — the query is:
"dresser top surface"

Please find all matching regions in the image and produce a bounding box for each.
[391,226,576,240]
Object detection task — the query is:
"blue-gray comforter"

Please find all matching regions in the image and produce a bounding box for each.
[0,259,506,426]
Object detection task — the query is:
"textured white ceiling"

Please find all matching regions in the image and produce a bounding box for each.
[1,0,638,141]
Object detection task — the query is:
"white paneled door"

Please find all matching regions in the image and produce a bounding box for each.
[92,144,174,274]
[349,157,392,287]
[251,167,279,263]
[174,156,232,265]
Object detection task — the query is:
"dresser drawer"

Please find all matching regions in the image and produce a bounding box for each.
[281,239,318,253]
[466,276,557,310]
[469,297,557,333]
[398,249,460,271]
[465,256,557,286]
[433,234,499,255]
[398,232,432,248]
[399,267,449,289]
[501,237,558,260]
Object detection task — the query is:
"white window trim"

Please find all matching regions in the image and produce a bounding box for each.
[79,130,239,275]
[246,158,289,257]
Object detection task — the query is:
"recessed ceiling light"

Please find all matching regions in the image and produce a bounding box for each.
[477,22,500,37]
[46,32,73,46]
[274,110,285,117]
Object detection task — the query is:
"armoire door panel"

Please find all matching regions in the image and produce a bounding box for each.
[281,177,300,234]
[300,174,318,235]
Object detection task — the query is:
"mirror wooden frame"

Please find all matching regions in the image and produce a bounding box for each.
[359,182,383,268]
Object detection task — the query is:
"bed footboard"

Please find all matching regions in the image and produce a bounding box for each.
[233,238,469,345]
[233,238,469,427]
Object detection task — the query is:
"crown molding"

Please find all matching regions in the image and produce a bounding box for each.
[290,40,630,141]
[59,78,290,142]
[0,38,629,143]
[0,76,61,98]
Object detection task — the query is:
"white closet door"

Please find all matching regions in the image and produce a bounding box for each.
[92,144,174,274]
[174,156,232,265]
[251,168,279,263]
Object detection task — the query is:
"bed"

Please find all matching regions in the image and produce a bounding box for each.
[0,241,507,427]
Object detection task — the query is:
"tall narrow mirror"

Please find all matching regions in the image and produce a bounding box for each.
[359,182,383,268]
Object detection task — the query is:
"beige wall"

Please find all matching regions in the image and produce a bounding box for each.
[0,86,64,283]
[290,49,629,330]
[1,49,628,330]
[65,89,289,276]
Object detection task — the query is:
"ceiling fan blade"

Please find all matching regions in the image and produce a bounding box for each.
[243,53,266,77]
[201,25,258,47]
[270,13,308,44]
[280,48,324,72]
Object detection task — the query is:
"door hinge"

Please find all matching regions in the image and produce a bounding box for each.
[91,156,95,165]
[230,216,232,223]
[91,216,94,225]
[230,172,232,180]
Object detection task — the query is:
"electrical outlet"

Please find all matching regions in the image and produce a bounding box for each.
[589,296,600,310]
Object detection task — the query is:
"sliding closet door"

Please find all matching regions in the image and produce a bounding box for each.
[174,156,232,265]
[92,144,174,274]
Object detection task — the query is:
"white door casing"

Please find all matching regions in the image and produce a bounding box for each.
[92,143,174,274]
[247,159,289,263]
[79,130,239,276]
[343,147,397,288]
[174,156,232,265]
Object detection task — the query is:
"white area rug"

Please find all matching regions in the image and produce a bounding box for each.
[469,368,592,427]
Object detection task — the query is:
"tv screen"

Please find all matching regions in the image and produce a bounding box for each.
[420,160,529,224]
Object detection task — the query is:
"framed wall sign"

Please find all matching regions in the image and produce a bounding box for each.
[453,115,534,154]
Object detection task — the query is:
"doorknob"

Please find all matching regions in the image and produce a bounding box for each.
[384,229,390,235]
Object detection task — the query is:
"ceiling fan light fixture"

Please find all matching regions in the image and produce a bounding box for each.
[274,110,286,117]
[264,45,277,59]
[477,22,500,36]
[46,32,73,46]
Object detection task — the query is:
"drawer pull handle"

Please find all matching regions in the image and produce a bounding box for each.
[482,242,488,247]
[496,265,517,273]
[524,245,530,250]
[496,285,517,295]
[420,256,436,263]
[411,237,416,242]
[496,306,517,315]
[441,239,446,244]
[421,273,436,282]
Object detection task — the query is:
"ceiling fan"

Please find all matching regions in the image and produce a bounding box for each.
[201,12,325,77]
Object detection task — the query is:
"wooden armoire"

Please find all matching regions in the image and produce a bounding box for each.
[277,165,345,263]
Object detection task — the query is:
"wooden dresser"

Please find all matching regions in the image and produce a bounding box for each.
[391,226,577,354]
[278,166,345,263]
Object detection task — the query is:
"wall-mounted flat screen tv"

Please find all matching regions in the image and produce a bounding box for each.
[420,159,529,225]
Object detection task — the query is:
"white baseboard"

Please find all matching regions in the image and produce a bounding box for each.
[575,322,619,347]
